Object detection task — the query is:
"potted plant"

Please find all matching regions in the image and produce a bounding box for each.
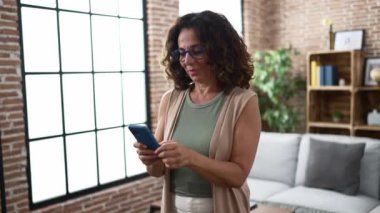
[331,111,343,123]
[251,46,306,133]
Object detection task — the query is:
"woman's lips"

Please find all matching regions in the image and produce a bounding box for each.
[187,69,197,76]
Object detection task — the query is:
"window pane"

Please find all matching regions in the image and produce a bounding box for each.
[21,0,56,8]
[21,8,59,72]
[98,128,125,184]
[30,137,66,203]
[62,74,95,133]
[94,73,123,128]
[91,0,118,16]
[25,75,63,139]
[123,73,147,124]
[124,128,145,176]
[66,133,98,193]
[120,19,145,71]
[60,12,92,72]
[179,0,242,35]
[92,15,121,72]
[119,0,143,19]
[58,0,89,12]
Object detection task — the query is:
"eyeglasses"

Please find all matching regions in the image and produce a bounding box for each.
[171,45,206,62]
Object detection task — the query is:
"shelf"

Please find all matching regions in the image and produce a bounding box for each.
[308,86,352,91]
[307,50,361,55]
[355,86,380,92]
[354,125,380,131]
[309,126,351,135]
[306,50,377,138]
[308,90,351,123]
[308,122,351,129]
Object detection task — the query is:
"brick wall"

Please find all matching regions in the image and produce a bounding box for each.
[243,0,269,54]
[0,0,28,212]
[263,0,380,68]
[1,0,380,212]
[147,0,178,131]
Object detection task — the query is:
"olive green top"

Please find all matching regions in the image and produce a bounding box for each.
[170,91,226,197]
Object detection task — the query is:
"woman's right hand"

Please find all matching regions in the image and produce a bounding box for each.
[134,142,165,177]
[133,142,160,166]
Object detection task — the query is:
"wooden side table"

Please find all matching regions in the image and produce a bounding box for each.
[251,205,293,213]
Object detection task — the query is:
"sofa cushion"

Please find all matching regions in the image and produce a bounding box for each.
[304,138,365,195]
[359,140,380,199]
[247,178,291,202]
[265,186,380,213]
[369,205,380,213]
[250,132,301,186]
[295,134,380,199]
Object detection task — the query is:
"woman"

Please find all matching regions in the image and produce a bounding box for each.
[134,10,261,213]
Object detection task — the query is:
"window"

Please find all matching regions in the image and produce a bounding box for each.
[179,0,243,35]
[19,0,148,207]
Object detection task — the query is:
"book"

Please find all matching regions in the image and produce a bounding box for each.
[315,62,320,86]
[324,65,338,86]
[311,60,321,86]
[320,66,326,86]
[311,61,317,86]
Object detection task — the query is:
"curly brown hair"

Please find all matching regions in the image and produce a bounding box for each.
[160,10,254,93]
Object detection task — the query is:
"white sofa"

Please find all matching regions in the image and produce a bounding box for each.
[248,132,380,213]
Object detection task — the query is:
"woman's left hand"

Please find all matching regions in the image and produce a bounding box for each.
[154,141,193,169]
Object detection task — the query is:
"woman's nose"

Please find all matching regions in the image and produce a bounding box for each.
[183,52,194,64]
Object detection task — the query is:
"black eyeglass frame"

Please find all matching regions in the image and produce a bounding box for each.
[171,44,207,62]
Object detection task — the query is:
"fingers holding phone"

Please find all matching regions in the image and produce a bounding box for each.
[155,141,193,169]
[129,124,162,166]
[133,141,160,166]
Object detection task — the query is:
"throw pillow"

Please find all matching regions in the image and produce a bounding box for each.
[250,132,301,186]
[304,138,365,195]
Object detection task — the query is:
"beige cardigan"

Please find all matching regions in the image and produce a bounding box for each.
[159,87,256,213]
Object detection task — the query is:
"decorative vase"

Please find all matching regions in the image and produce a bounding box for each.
[370,67,380,82]
[367,109,380,125]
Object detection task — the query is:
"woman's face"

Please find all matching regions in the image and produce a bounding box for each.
[177,28,214,84]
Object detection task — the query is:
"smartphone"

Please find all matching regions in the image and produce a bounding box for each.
[128,124,160,150]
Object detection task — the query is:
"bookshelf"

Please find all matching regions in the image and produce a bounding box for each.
[306,50,380,139]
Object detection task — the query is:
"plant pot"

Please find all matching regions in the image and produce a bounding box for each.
[332,117,342,123]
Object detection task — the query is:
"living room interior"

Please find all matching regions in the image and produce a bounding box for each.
[0,0,380,212]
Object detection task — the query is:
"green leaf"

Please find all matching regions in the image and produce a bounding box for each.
[250,46,306,133]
